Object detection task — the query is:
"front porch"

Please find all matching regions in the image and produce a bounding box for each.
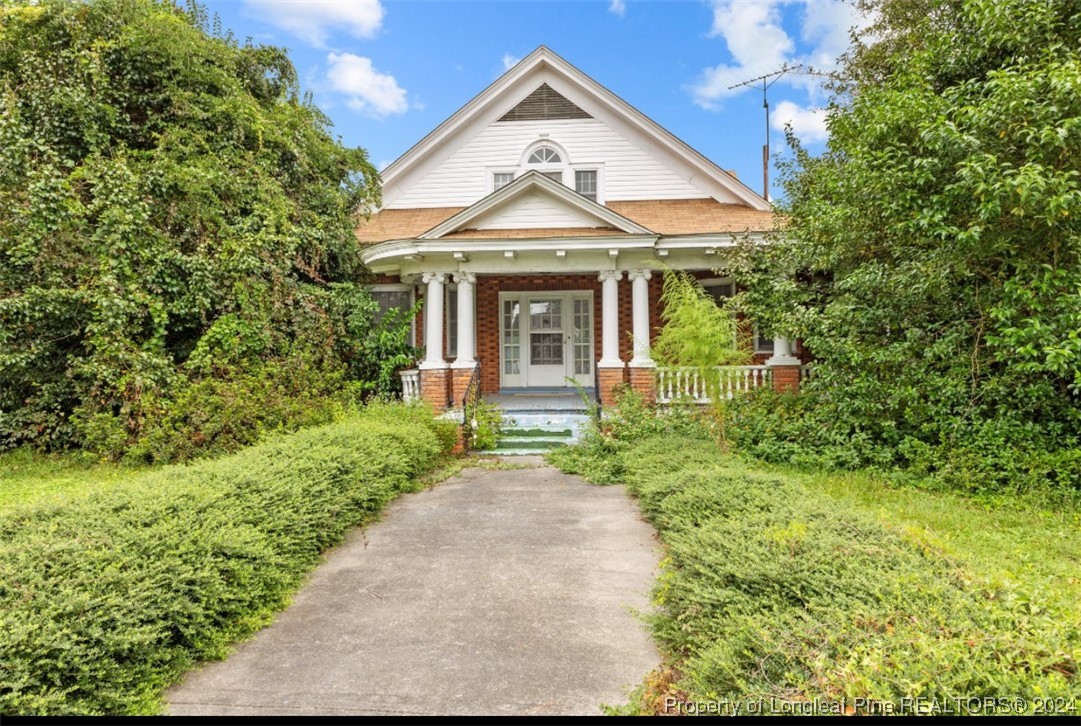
[396,263,807,412]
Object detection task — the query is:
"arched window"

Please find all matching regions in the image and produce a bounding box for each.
[526,146,562,164]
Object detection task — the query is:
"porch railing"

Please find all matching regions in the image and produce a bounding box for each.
[657,365,771,404]
[399,368,420,403]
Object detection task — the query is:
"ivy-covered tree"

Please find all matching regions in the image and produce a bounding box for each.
[0,0,414,456]
[735,0,1081,490]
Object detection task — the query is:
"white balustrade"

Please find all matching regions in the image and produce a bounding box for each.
[399,369,420,403]
[656,365,772,404]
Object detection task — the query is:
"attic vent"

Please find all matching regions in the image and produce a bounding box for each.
[497,83,592,122]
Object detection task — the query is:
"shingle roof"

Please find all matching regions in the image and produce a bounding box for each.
[605,199,775,234]
[355,198,775,244]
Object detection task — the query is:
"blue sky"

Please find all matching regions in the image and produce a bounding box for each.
[201,1,867,199]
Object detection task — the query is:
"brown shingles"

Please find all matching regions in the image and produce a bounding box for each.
[355,198,776,244]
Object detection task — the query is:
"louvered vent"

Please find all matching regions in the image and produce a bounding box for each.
[497,83,592,122]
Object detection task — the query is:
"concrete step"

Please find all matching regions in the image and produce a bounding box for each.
[493,436,569,451]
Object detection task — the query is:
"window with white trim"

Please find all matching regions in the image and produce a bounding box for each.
[754,331,775,354]
[701,278,734,305]
[493,172,515,191]
[574,170,597,201]
[527,146,562,164]
[371,285,415,345]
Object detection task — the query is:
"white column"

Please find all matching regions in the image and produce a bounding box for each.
[629,269,654,367]
[597,270,623,367]
[452,271,476,367]
[420,272,447,369]
[766,336,801,366]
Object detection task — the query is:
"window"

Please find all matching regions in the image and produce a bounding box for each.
[755,330,775,354]
[574,170,597,201]
[541,170,563,184]
[446,287,458,358]
[371,286,415,345]
[527,146,561,164]
[493,172,515,191]
[701,279,735,305]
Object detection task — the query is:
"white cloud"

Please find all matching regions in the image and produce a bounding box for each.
[501,53,521,71]
[690,0,793,108]
[609,0,626,16]
[325,53,408,118]
[247,0,384,47]
[771,100,829,144]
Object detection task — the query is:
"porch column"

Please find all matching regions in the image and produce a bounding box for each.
[419,272,449,411]
[450,272,477,408]
[452,272,476,366]
[628,269,653,367]
[628,269,656,404]
[766,336,802,394]
[597,270,624,408]
[421,272,447,368]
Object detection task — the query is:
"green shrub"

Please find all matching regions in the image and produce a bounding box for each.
[465,400,503,452]
[604,435,1080,710]
[0,404,452,715]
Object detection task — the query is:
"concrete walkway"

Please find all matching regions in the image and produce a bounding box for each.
[167,463,660,716]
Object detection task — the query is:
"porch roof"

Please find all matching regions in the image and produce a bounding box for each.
[356,197,776,244]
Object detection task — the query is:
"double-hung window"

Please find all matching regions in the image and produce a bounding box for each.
[574,170,597,201]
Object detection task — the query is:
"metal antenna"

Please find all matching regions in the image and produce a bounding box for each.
[728,63,802,200]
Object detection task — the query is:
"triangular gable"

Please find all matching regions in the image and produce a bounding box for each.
[419,171,653,239]
[497,83,591,122]
[381,46,770,212]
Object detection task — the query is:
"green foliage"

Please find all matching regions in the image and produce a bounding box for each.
[731,0,1081,492]
[466,400,503,452]
[0,404,453,715]
[605,434,1080,711]
[0,0,413,457]
[548,388,714,484]
[653,269,748,373]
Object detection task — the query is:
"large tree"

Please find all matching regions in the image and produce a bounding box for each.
[0,0,390,452]
[737,0,1081,488]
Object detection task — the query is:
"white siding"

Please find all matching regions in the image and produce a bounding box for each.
[470,191,600,230]
[389,118,725,209]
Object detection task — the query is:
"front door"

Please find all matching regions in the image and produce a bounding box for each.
[500,292,593,389]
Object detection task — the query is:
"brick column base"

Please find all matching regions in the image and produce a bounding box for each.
[628,366,657,404]
[771,364,801,394]
[597,367,626,408]
[420,366,450,411]
[450,364,476,408]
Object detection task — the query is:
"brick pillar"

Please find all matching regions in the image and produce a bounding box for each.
[420,366,450,411]
[598,367,625,408]
[770,365,801,394]
[628,366,657,404]
[766,337,802,394]
[449,364,476,408]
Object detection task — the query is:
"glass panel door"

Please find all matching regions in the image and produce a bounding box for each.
[527,298,566,387]
[501,298,521,387]
[571,297,593,385]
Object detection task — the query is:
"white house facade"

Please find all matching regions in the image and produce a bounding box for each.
[358,47,805,411]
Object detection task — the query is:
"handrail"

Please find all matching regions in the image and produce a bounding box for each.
[462,362,482,453]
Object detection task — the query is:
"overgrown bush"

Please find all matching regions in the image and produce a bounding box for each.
[0,0,420,459]
[0,404,454,715]
[588,434,1080,712]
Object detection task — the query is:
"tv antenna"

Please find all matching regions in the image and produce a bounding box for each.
[729,63,802,200]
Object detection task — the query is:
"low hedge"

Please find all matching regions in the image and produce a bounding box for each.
[561,435,1080,712]
[0,404,455,715]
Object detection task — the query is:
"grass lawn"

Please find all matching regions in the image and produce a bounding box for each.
[0,448,148,511]
[550,433,1081,715]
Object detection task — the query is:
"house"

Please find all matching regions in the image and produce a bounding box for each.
[358,46,806,413]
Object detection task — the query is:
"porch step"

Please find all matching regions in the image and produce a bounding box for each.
[473,410,592,456]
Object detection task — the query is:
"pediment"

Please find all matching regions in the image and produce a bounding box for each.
[419,172,653,239]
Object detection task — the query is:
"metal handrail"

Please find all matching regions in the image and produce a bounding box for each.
[462,362,482,453]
